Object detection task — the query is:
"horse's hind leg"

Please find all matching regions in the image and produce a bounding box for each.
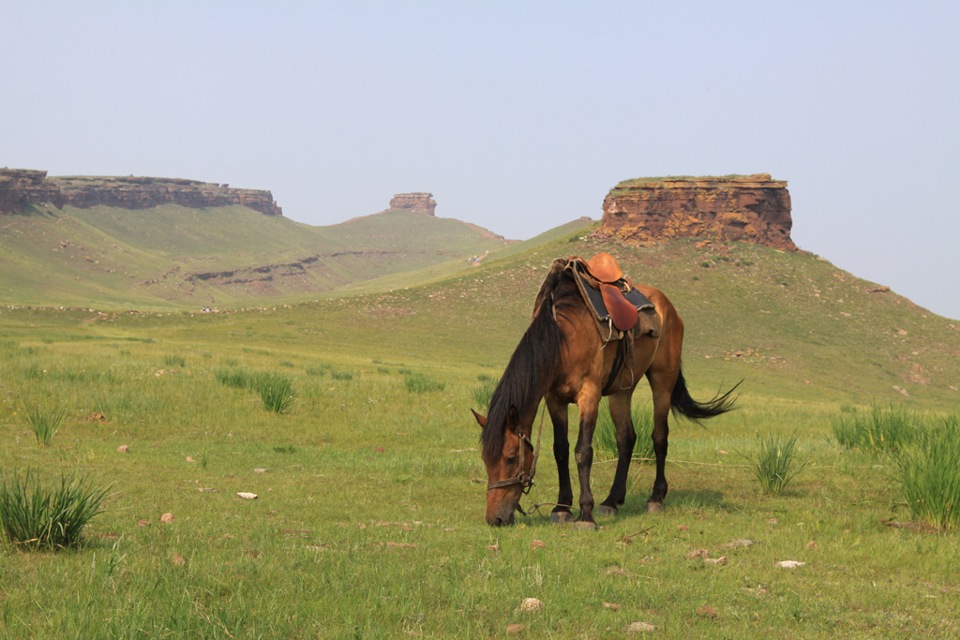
[546,395,574,524]
[598,390,636,516]
[645,373,675,513]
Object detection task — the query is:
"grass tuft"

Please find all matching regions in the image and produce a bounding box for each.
[0,469,110,550]
[898,415,960,531]
[742,432,806,495]
[404,373,445,393]
[22,403,66,446]
[832,404,920,454]
[594,401,655,462]
[251,372,295,413]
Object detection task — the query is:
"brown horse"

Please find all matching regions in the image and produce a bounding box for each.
[474,255,737,526]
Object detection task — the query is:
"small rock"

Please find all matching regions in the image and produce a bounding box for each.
[805,540,818,550]
[776,560,806,569]
[704,556,727,566]
[236,492,258,500]
[160,513,174,524]
[486,543,501,552]
[253,468,268,474]
[137,519,150,527]
[530,539,546,550]
[627,621,657,633]
[697,605,717,618]
[724,539,755,549]
[185,456,195,463]
[171,553,185,566]
[520,597,543,612]
[506,623,525,634]
[116,445,130,453]
[603,602,621,611]
[686,548,711,560]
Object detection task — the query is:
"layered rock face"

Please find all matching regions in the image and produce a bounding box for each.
[600,174,795,250]
[388,192,436,215]
[0,169,65,213]
[0,168,282,216]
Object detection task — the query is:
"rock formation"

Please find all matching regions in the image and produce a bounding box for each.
[599,174,795,250]
[387,192,436,216]
[0,168,282,216]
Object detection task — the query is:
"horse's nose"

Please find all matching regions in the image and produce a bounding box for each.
[487,512,515,527]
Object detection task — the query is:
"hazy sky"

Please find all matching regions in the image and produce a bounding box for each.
[4,2,958,319]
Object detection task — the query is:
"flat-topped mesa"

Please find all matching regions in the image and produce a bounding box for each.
[0,169,282,216]
[600,174,795,251]
[388,192,437,216]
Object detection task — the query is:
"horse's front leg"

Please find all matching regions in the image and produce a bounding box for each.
[574,391,601,524]
[546,395,574,523]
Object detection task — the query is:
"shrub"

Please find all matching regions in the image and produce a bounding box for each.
[898,416,960,531]
[0,469,110,550]
[22,404,66,446]
[743,432,806,495]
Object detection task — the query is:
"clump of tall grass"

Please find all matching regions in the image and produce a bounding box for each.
[0,469,110,550]
[742,432,806,495]
[404,373,445,393]
[251,372,295,413]
[832,404,920,454]
[594,401,655,462]
[472,375,498,410]
[898,416,960,531]
[162,355,186,368]
[215,368,295,413]
[22,403,66,446]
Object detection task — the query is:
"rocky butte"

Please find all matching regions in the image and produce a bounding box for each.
[386,192,437,216]
[599,174,795,251]
[0,168,282,217]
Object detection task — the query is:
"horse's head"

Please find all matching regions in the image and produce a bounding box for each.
[473,407,534,526]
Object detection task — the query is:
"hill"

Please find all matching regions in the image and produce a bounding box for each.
[0,201,589,310]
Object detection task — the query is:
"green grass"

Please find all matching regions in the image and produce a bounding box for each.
[741,432,807,495]
[0,233,959,637]
[899,416,960,530]
[0,469,110,550]
[21,403,66,446]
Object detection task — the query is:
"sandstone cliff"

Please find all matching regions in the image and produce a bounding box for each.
[599,174,795,250]
[0,168,282,216]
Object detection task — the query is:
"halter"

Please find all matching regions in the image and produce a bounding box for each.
[486,406,545,494]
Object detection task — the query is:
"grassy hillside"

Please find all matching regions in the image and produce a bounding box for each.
[0,203,565,309]
[2,231,959,638]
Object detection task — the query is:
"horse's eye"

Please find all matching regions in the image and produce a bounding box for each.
[505,456,518,467]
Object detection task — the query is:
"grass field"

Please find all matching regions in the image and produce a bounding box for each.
[1,234,959,638]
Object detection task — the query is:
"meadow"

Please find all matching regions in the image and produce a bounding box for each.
[1,236,959,639]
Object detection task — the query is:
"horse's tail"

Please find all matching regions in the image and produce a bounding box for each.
[670,368,740,422]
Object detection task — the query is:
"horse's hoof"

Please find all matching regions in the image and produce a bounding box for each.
[572,520,598,530]
[646,500,664,514]
[550,511,574,524]
[596,504,618,517]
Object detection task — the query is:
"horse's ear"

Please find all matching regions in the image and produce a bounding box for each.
[471,409,487,429]
[506,405,520,430]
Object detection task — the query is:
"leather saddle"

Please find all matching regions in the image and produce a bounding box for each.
[569,253,652,333]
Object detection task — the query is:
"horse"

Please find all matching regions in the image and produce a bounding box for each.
[474,254,738,526]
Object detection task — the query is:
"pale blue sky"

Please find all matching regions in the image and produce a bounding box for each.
[4,2,958,319]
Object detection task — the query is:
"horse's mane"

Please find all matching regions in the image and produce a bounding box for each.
[481,259,573,461]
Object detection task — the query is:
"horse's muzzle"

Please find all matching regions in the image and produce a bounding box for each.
[487,511,516,526]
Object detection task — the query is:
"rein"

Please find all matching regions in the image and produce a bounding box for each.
[486,405,546,495]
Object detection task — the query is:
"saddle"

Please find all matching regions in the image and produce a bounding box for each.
[566,253,658,340]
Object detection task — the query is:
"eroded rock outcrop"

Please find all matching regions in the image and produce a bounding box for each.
[0,168,282,216]
[599,174,795,250]
[387,192,436,216]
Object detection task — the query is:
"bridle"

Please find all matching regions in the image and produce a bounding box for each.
[486,407,545,495]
